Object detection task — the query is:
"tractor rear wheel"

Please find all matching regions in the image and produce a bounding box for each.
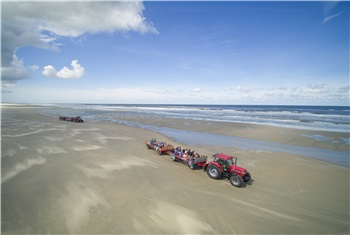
[207,164,222,179]
[229,175,243,187]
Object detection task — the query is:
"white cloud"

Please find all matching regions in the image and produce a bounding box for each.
[28,65,39,71]
[323,10,345,24]
[337,85,350,93]
[322,1,345,23]
[43,60,85,79]
[1,55,30,86]
[1,1,158,85]
[230,86,260,93]
[302,84,330,94]
[3,83,349,105]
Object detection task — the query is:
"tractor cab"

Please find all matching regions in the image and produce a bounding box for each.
[213,153,237,172]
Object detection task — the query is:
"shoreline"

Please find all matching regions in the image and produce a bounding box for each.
[109,115,349,151]
[1,105,349,234]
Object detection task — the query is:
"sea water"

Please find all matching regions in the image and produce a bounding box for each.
[48,104,350,132]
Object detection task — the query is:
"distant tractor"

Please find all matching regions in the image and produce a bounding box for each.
[59,116,84,123]
[204,153,251,187]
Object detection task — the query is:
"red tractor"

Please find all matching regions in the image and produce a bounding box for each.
[204,153,251,187]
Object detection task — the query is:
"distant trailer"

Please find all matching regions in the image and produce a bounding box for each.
[145,139,173,155]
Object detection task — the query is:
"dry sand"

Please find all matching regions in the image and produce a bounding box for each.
[1,105,349,234]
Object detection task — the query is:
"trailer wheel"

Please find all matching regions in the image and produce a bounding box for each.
[229,175,243,187]
[207,164,222,179]
[187,161,194,170]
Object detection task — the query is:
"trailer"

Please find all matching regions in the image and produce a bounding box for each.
[169,152,207,170]
[145,139,174,155]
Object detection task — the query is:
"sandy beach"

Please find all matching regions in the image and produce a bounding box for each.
[1,105,349,234]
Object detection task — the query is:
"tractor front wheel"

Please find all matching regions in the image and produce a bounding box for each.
[229,175,243,187]
[243,172,251,182]
[207,165,222,179]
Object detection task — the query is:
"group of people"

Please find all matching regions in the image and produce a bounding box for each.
[172,146,202,160]
[149,138,204,160]
[149,138,170,152]
[171,146,208,169]
[148,138,208,169]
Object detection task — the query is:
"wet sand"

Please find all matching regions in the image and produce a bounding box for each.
[1,105,349,234]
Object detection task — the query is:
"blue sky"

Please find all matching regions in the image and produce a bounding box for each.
[2,1,349,105]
